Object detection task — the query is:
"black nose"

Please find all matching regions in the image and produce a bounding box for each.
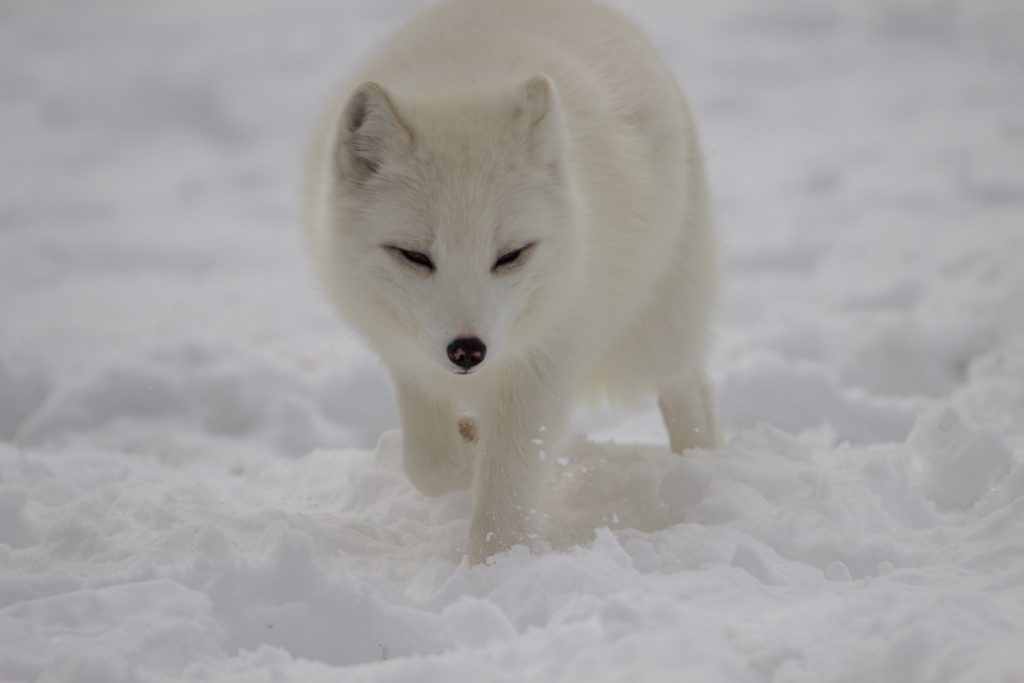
[447,337,486,370]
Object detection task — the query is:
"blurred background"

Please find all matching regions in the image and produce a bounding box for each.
[2,0,1023,454]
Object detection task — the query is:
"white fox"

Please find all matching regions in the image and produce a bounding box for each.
[304,0,720,564]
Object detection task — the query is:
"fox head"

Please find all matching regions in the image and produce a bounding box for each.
[315,75,582,380]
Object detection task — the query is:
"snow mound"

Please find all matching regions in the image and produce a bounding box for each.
[908,407,1014,511]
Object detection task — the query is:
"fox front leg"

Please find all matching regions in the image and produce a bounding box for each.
[394,376,475,496]
[467,364,566,564]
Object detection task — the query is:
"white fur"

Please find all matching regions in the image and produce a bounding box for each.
[304,0,720,564]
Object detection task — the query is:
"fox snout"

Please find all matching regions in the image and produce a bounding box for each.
[447,336,486,372]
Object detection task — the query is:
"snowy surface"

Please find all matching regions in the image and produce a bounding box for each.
[3,1,1024,681]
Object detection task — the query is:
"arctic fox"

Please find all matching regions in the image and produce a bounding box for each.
[304,0,719,563]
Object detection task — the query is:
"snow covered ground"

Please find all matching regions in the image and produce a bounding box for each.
[3,0,1024,680]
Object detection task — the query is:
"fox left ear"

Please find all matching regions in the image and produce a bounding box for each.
[336,81,413,182]
[513,74,565,166]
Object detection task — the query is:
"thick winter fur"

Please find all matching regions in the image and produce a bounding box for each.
[304,0,720,564]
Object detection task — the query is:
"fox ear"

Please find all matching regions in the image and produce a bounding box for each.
[337,81,412,181]
[513,74,564,166]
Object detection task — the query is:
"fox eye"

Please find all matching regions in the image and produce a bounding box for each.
[388,246,435,272]
[492,242,536,272]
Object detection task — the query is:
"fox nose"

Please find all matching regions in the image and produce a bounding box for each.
[447,337,486,371]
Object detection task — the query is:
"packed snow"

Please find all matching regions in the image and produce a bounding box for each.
[3,0,1024,681]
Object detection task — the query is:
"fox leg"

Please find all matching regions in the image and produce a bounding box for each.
[658,367,721,453]
[467,362,566,564]
[395,376,475,496]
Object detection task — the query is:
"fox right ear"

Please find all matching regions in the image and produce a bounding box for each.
[512,74,565,167]
[336,82,412,181]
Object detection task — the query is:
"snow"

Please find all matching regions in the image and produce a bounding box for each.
[2,0,1023,681]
